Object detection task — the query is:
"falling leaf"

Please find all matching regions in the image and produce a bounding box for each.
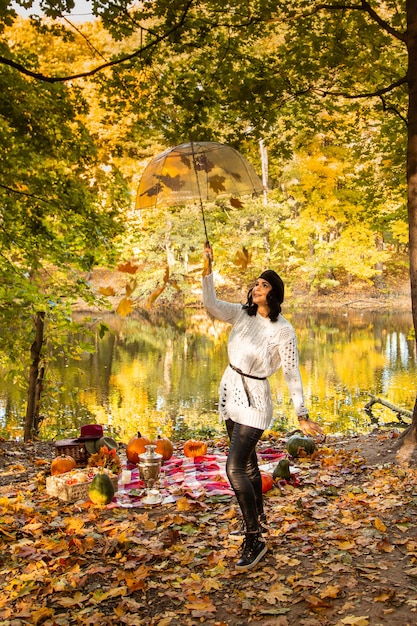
[125,278,138,297]
[234,246,252,269]
[145,267,169,309]
[230,197,244,208]
[117,260,139,274]
[116,297,134,317]
[98,286,116,296]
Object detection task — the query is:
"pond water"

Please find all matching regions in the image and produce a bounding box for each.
[0,306,415,442]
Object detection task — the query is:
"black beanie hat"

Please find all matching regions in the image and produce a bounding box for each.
[259,270,284,304]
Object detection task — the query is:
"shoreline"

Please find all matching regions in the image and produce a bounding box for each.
[75,268,413,315]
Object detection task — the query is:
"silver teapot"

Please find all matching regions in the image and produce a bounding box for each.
[138,444,163,504]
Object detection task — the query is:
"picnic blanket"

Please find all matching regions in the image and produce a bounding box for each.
[110,447,287,509]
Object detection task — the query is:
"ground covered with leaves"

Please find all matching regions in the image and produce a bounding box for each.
[1,430,417,626]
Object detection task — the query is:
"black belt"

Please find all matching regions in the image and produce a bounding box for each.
[229,364,267,380]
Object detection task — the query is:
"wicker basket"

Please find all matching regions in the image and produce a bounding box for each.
[46,468,119,502]
[55,439,90,466]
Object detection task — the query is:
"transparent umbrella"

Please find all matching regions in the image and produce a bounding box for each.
[135,141,263,242]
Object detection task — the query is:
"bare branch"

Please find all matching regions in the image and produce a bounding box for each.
[316,74,407,99]
[296,1,406,43]
[360,0,406,42]
[314,75,408,124]
[0,183,54,205]
[379,95,408,126]
[62,16,108,62]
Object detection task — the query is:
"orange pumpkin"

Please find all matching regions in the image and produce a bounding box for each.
[51,455,77,476]
[152,435,174,461]
[183,439,207,458]
[126,431,151,464]
[261,471,274,493]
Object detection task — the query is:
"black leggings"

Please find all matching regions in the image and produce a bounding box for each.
[225,419,264,533]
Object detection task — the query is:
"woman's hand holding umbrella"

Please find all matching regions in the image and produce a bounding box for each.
[203,242,213,276]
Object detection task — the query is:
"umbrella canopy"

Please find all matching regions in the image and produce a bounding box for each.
[136,141,263,242]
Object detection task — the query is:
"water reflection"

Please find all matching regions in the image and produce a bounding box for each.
[0,307,415,441]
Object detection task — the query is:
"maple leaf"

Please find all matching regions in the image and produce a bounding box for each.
[176,496,191,511]
[65,517,85,533]
[194,154,214,172]
[374,588,396,603]
[222,506,239,520]
[376,537,394,552]
[162,528,181,546]
[55,592,89,608]
[208,174,226,193]
[339,617,370,626]
[124,575,147,593]
[320,584,341,599]
[234,246,252,269]
[117,260,139,274]
[93,586,128,602]
[374,517,387,532]
[264,582,293,604]
[230,197,244,208]
[156,172,185,190]
[21,522,43,536]
[116,297,134,317]
[145,266,169,309]
[203,579,223,591]
[185,594,216,612]
[125,278,138,297]
[30,606,55,625]
[304,594,333,608]
[98,286,116,296]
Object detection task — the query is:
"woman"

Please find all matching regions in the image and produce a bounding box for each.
[202,244,323,571]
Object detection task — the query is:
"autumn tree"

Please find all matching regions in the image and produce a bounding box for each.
[0,15,130,440]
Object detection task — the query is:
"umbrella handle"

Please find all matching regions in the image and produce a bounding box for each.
[190,141,210,243]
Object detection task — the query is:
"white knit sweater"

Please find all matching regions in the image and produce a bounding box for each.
[202,273,309,430]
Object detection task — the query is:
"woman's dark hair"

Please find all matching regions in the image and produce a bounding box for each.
[243,287,282,322]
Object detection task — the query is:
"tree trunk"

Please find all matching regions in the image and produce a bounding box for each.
[33,364,45,436]
[24,311,45,442]
[395,1,417,457]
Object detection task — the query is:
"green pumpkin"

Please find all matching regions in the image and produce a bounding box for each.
[273,458,291,481]
[286,434,316,457]
[88,472,115,505]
